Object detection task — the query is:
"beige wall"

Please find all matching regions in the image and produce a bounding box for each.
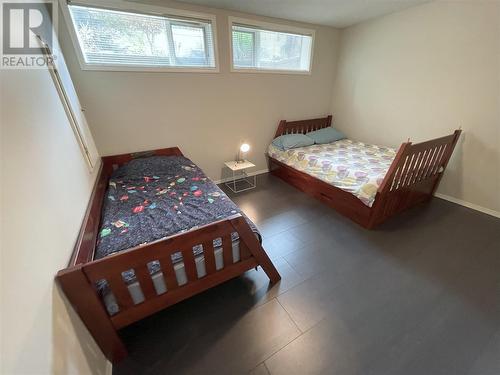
[0,69,108,373]
[59,0,340,180]
[332,0,500,213]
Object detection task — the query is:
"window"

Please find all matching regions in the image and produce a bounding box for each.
[64,2,217,72]
[230,18,314,73]
[38,34,99,170]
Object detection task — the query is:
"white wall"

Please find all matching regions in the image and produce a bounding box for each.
[332,0,500,213]
[59,0,340,180]
[0,68,108,373]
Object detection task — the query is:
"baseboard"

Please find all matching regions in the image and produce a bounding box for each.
[434,193,500,219]
[214,168,270,184]
[105,360,113,375]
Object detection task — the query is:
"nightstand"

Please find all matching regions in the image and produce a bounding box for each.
[224,160,256,193]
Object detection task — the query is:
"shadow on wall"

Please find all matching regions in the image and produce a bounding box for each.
[52,283,108,375]
[439,130,465,199]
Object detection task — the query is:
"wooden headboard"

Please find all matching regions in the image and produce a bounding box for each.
[101,147,183,171]
[274,115,332,138]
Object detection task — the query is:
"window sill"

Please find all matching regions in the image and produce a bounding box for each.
[79,65,220,73]
[230,67,311,75]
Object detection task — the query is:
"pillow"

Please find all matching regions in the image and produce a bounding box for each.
[272,134,314,151]
[307,127,346,144]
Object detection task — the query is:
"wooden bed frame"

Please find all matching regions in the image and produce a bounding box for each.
[57,147,280,363]
[268,115,461,229]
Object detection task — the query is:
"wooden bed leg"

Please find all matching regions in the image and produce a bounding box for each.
[231,218,281,284]
[266,155,273,173]
[57,266,127,363]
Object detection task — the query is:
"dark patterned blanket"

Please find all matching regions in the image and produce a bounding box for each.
[95,155,260,262]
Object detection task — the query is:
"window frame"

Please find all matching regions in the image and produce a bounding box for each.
[228,16,315,75]
[61,0,220,73]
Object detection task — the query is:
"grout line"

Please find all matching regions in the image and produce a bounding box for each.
[255,304,327,369]
[247,296,309,371]
[276,297,303,334]
[259,212,327,240]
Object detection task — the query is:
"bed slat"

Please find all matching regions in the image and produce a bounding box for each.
[222,234,233,267]
[274,115,332,138]
[408,152,422,185]
[135,265,157,300]
[107,273,135,309]
[425,146,439,177]
[416,148,434,182]
[181,247,198,282]
[203,241,216,275]
[240,241,252,261]
[397,154,414,189]
[433,144,448,174]
[158,255,178,291]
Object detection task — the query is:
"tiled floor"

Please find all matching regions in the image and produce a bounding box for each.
[114,173,500,375]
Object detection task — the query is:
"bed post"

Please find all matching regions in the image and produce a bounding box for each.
[367,142,411,228]
[231,217,281,284]
[274,120,287,138]
[326,115,333,127]
[376,141,412,195]
[430,129,462,195]
[57,266,127,363]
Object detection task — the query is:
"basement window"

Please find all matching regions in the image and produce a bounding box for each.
[64,1,218,72]
[230,17,314,74]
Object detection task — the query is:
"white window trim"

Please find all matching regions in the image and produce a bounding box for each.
[228,16,315,75]
[60,0,220,73]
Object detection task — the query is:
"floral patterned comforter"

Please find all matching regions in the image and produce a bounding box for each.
[268,139,396,207]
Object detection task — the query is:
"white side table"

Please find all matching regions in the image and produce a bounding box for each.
[224,160,256,193]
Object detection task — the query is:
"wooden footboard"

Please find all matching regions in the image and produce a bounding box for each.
[269,115,461,228]
[57,146,280,363]
[369,129,461,227]
[58,214,279,363]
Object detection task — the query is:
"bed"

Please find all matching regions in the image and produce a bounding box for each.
[57,147,280,363]
[267,115,461,228]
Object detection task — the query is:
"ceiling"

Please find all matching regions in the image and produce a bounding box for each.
[174,0,430,28]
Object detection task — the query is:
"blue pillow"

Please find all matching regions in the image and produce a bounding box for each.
[307,127,346,144]
[272,134,314,151]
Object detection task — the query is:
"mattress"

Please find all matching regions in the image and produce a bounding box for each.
[103,239,242,315]
[95,155,261,315]
[268,139,396,207]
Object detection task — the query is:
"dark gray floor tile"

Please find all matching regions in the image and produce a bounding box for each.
[256,210,309,238]
[146,299,300,375]
[366,291,499,375]
[264,315,361,375]
[261,230,308,260]
[467,329,500,375]
[236,256,309,307]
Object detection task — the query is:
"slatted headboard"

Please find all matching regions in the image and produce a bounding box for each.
[101,147,184,170]
[274,115,332,138]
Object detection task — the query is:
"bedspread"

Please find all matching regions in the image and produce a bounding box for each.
[268,139,396,207]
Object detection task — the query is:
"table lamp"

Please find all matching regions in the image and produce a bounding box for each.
[237,143,250,163]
